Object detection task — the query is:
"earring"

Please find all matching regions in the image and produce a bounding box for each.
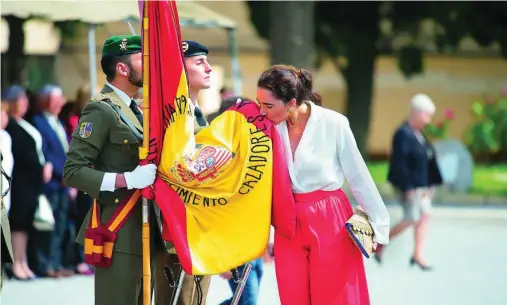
[287,107,297,128]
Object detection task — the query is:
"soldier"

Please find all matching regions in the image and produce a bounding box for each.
[63,35,160,305]
[153,40,213,305]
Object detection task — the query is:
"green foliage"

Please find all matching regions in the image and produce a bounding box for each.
[464,92,507,157]
[54,20,81,42]
[245,1,507,155]
[246,1,507,77]
[423,108,455,142]
[397,45,423,79]
[367,161,507,196]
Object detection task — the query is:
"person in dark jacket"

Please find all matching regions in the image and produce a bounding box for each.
[375,93,443,271]
[3,85,52,280]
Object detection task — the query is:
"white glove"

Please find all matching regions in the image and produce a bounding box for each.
[124,164,157,190]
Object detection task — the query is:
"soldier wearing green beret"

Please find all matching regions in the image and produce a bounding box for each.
[153,40,214,305]
[63,35,162,305]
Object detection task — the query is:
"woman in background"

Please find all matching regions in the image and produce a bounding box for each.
[1,100,13,213]
[256,65,390,305]
[375,94,443,270]
[4,85,52,280]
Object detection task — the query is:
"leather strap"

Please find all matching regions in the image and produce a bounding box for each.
[84,190,141,268]
[101,98,144,143]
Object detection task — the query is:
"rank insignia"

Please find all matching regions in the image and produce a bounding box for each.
[79,122,93,139]
[119,38,128,51]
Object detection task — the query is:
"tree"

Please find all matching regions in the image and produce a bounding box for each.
[2,16,79,88]
[248,1,315,68]
[246,1,507,156]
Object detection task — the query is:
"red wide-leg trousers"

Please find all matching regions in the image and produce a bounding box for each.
[274,189,370,305]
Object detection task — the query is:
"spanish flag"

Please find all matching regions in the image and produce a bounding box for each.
[140,0,296,276]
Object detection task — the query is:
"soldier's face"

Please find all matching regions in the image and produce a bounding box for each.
[185,55,212,91]
[120,53,143,88]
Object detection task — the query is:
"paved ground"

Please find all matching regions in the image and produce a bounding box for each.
[2,204,507,305]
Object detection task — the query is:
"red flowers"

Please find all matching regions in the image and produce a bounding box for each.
[444,108,455,120]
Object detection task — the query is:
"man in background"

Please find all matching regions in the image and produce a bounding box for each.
[31,85,75,278]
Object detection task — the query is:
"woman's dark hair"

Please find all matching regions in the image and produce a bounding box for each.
[257,64,322,106]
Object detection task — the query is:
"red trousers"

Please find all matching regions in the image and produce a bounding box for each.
[274,189,370,305]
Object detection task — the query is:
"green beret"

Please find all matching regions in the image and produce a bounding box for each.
[102,35,142,57]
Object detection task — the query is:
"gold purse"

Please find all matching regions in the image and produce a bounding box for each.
[345,206,374,258]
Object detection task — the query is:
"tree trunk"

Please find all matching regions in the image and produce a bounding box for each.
[4,16,26,86]
[343,36,377,158]
[269,1,315,68]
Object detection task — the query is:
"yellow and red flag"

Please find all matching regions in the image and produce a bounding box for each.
[139,0,296,276]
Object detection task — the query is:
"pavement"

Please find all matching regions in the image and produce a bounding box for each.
[2,204,507,305]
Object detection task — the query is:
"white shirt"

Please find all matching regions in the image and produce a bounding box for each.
[43,111,69,152]
[1,130,14,212]
[18,119,46,165]
[277,102,390,244]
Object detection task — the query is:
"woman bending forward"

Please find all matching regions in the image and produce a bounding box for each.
[256,65,390,305]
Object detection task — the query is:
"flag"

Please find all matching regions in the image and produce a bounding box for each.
[140,0,296,276]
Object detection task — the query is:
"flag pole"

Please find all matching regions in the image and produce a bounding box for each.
[141,1,151,305]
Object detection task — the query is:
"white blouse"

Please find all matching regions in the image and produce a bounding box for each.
[1,130,14,212]
[277,103,390,244]
[18,119,46,165]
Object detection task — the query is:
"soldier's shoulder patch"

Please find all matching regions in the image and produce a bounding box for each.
[79,122,93,139]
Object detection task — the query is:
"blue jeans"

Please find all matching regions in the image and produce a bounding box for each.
[220,258,264,305]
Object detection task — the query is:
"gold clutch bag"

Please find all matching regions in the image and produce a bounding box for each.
[345,206,374,258]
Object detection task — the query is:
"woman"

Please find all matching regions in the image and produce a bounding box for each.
[1,100,13,213]
[3,85,52,280]
[256,65,390,305]
[375,94,443,270]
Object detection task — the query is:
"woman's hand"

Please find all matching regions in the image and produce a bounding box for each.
[43,162,53,183]
[69,188,78,201]
[220,271,232,280]
[263,243,274,262]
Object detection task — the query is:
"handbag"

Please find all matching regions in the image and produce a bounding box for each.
[33,194,55,231]
[345,206,374,258]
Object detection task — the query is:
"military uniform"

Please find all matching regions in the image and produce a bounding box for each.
[63,35,164,305]
[153,40,213,305]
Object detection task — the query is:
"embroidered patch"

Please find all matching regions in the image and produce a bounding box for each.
[79,122,93,139]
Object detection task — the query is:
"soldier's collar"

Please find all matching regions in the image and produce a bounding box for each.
[106,83,132,107]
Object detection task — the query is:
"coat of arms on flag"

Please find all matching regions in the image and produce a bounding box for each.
[135,0,297,276]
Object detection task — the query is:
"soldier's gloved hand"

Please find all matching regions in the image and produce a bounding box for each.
[124,164,157,189]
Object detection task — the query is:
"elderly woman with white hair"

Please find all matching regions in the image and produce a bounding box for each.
[375,93,443,271]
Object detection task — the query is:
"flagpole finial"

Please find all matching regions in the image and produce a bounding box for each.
[127,21,137,36]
